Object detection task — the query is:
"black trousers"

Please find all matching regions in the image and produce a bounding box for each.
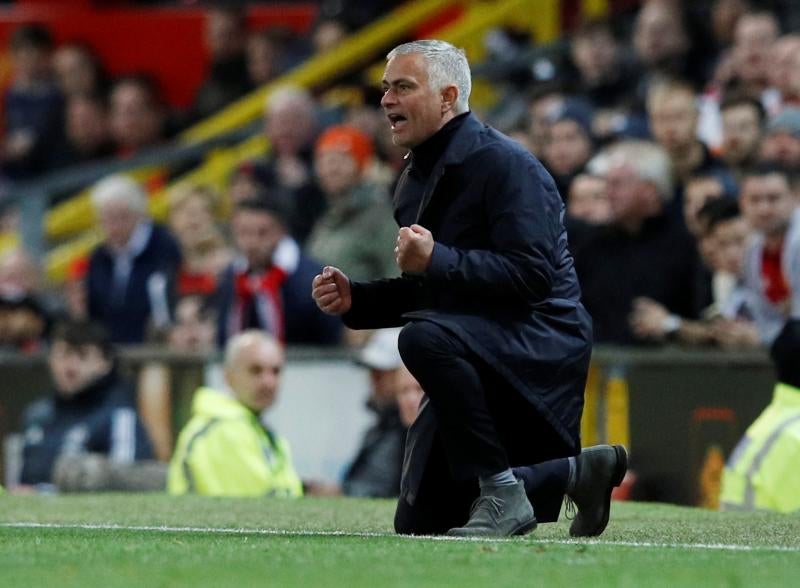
[395,320,572,534]
[398,320,509,479]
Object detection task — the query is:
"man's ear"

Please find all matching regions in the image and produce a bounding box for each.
[441,85,458,114]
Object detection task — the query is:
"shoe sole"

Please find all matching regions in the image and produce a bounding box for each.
[511,517,538,536]
[446,517,538,538]
[571,444,629,538]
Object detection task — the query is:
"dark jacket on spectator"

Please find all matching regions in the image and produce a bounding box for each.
[215,250,342,347]
[574,213,706,344]
[342,404,406,498]
[87,223,181,344]
[20,367,153,485]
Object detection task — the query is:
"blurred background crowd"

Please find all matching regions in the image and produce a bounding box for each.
[1,0,800,509]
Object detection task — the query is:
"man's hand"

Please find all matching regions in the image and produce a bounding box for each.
[311,266,352,315]
[629,297,673,341]
[395,224,434,274]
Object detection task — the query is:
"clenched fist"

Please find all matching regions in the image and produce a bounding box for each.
[311,266,352,315]
[395,224,434,274]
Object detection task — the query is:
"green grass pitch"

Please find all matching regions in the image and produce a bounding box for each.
[1,495,798,587]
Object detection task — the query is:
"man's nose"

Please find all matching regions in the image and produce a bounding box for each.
[381,89,396,107]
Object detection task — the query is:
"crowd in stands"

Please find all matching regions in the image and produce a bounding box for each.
[3,0,800,509]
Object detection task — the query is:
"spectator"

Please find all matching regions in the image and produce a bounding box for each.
[167,330,303,497]
[630,199,757,347]
[137,294,219,462]
[2,24,63,178]
[566,173,611,226]
[216,195,341,347]
[167,183,232,298]
[768,34,800,111]
[246,28,284,87]
[647,80,730,197]
[341,328,407,498]
[739,165,800,345]
[632,1,692,85]
[682,173,727,239]
[63,256,89,320]
[48,94,114,169]
[109,75,166,157]
[52,42,108,100]
[87,174,181,344]
[726,10,780,99]
[719,93,765,178]
[0,248,50,352]
[574,140,706,344]
[542,100,595,197]
[759,108,800,169]
[18,320,154,488]
[720,319,800,512]
[236,86,326,244]
[568,19,637,112]
[702,199,759,348]
[191,3,251,121]
[306,125,397,282]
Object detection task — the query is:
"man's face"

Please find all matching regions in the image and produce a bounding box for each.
[381,53,448,149]
[721,104,762,165]
[711,217,750,276]
[760,132,800,168]
[97,200,141,250]
[314,149,361,198]
[109,83,162,151]
[633,2,687,66]
[544,119,592,176]
[683,177,724,237]
[648,91,697,153]
[571,29,617,83]
[167,297,216,353]
[740,173,795,235]
[232,209,285,270]
[225,339,284,412]
[567,175,610,225]
[48,340,111,397]
[604,165,656,225]
[733,15,779,84]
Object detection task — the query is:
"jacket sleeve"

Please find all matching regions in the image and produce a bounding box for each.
[425,147,561,305]
[342,276,429,329]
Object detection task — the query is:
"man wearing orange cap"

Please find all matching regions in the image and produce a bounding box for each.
[306,125,398,282]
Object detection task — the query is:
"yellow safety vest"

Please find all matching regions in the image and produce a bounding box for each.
[720,383,800,513]
[168,387,303,497]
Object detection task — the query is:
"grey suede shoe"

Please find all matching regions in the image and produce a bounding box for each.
[567,444,628,537]
[447,479,538,537]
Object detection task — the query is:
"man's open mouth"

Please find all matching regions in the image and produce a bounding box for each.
[387,113,407,130]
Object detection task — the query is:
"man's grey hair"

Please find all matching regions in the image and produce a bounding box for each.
[387,40,471,114]
[587,140,674,201]
[265,85,315,118]
[224,329,281,369]
[90,174,148,215]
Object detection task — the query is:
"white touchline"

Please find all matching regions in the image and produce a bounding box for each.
[1,522,799,553]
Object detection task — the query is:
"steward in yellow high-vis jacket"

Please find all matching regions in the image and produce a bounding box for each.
[168,331,302,497]
[720,321,800,513]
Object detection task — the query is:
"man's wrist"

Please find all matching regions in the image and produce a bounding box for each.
[662,314,682,334]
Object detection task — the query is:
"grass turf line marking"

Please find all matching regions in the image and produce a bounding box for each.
[2,522,798,553]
